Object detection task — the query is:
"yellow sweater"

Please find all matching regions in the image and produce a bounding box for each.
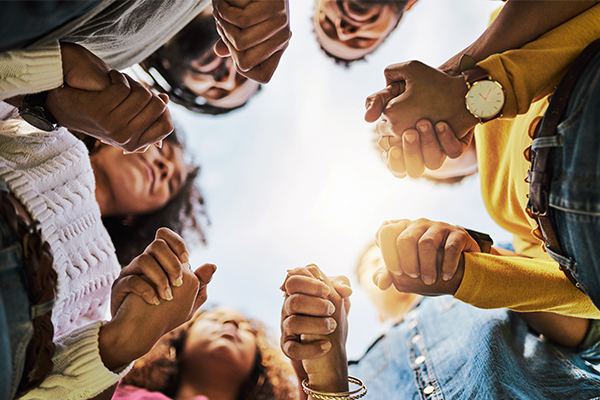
[454,5,600,318]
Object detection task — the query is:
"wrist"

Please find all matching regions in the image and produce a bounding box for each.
[98,319,149,371]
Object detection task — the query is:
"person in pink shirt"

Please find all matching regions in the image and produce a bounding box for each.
[113,306,299,400]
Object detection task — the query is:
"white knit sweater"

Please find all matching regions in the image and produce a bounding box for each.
[0,103,130,399]
[0,0,210,101]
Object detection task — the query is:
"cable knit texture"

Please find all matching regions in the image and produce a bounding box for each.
[0,103,127,398]
[0,42,63,101]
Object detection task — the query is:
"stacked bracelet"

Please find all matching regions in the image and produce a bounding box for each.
[302,376,367,400]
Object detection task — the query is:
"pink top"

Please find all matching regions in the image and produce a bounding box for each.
[113,383,209,400]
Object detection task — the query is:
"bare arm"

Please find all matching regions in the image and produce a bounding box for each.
[439,0,599,75]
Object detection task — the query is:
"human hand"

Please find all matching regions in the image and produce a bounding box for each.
[378,119,474,178]
[375,219,480,290]
[212,0,291,83]
[280,265,352,392]
[100,262,216,371]
[365,61,479,176]
[46,43,173,152]
[111,228,192,316]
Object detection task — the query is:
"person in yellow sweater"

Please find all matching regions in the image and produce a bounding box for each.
[364,2,600,347]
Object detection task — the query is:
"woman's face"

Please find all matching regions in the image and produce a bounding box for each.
[181,307,258,378]
[91,140,188,217]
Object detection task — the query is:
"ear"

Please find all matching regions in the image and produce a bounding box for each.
[404,0,419,11]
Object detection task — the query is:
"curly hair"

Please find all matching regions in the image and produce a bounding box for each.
[76,127,208,265]
[122,309,299,400]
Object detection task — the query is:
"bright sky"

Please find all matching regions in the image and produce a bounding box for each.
[172,0,508,359]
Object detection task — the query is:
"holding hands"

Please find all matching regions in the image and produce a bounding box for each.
[374,219,480,295]
[365,61,479,178]
[45,42,173,152]
[280,265,352,394]
[100,228,216,371]
[212,0,291,83]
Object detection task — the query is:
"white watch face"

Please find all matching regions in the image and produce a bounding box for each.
[465,80,505,119]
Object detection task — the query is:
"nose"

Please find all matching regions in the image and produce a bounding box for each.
[211,57,237,91]
[336,18,360,41]
[155,155,174,181]
[223,319,240,328]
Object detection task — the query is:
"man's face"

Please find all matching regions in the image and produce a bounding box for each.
[183,54,259,109]
[314,0,409,62]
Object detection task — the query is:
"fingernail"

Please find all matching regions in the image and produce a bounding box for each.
[327,318,337,332]
[404,132,417,143]
[416,123,428,133]
[390,147,402,159]
[443,273,453,281]
[180,252,190,264]
[152,296,160,305]
[321,341,332,351]
[422,276,435,285]
[407,272,420,279]
[174,276,183,287]
[164,288,173,301]
[366,99,373,110]
[436,122,446,132]
[141,145,151,153]
[123,150,134,155]
[155,140,163,149]
[373,273,381,288]
[327,302,335,315]
[382,151,389,163]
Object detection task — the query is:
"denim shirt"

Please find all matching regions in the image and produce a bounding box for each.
[349,297,600,400]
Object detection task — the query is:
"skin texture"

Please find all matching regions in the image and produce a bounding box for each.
[51,43,173,152]
[280,265,352,399]
[175,307,258,400]
[212,0,292,83]
[314,0,417,62]
[91,140,188,218]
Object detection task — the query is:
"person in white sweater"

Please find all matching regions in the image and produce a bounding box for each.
[0,102,213,400]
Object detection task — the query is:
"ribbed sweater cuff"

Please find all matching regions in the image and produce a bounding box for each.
[0,41,63,101]
[20,321,133,400]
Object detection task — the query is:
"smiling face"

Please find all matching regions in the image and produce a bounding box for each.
[91,140,188,217]
[182,53,260,109]
[181,308,258,379]
[314,0,416,63]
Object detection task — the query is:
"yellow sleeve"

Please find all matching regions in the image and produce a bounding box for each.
[478,4,600,118]
[454,252,600,318]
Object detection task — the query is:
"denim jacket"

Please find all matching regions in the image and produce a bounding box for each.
[349,297,600,400]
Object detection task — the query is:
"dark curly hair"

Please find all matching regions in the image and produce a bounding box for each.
[122,308,299,400]
[75,127,208,265]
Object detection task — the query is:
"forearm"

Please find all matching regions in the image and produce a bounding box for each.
[515,311,590,348]
[455,252,600,318]
[440,1,599,75]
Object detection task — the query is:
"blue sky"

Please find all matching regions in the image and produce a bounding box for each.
[172,0,506,359]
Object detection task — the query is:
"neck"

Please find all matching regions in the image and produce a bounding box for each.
[175,371,244,400]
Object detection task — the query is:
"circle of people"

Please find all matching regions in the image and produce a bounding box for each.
[1,1,600,399]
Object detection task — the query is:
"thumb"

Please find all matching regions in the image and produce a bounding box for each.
[194,263,217,285]
[331,276,353,298]
[214,39,231,57]
[364,81,405,123]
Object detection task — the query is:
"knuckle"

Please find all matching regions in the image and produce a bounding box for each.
[418,237,436,251]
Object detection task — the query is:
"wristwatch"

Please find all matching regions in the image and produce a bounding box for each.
[19,91,59,132]
[460,55,505,123]
[462,228,494,254]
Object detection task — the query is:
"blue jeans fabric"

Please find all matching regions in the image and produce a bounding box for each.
[0,213,33,400]
[0,1,103,51]
[349,297,600,400]
[545,49,600,309]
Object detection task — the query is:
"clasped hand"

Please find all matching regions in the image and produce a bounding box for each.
[365,61,480,178]
[46,42,173,152]
[212,0,291,83]
[280,265,352,390]
[374,219,480,295]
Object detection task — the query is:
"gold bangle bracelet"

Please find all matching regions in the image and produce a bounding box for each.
[302,376,367,400]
